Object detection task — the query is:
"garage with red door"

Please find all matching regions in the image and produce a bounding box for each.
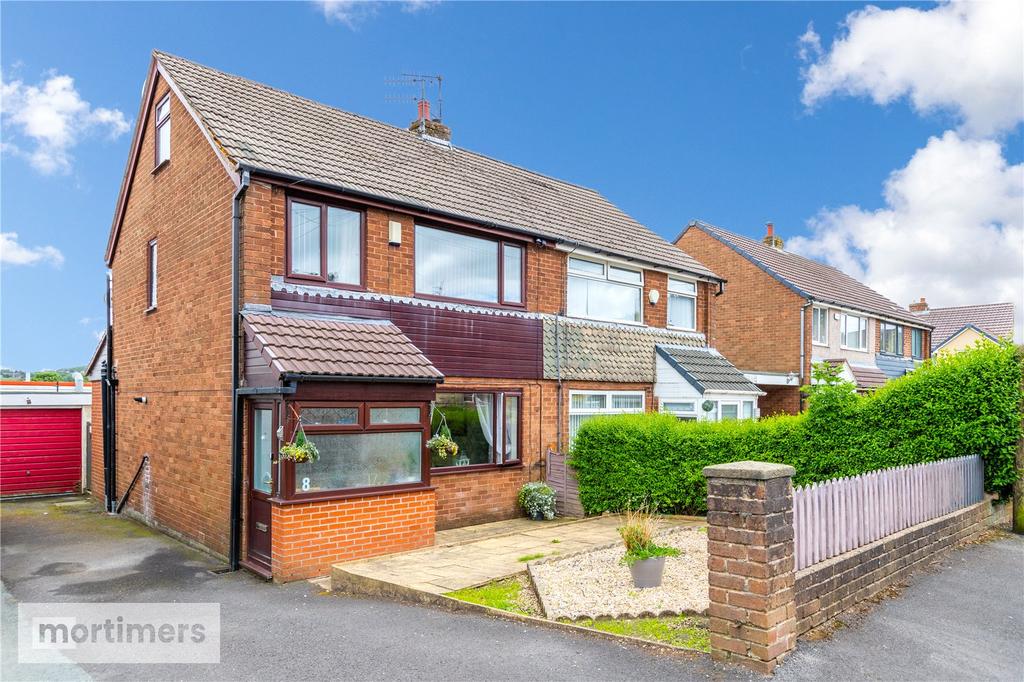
[1,381,90,497]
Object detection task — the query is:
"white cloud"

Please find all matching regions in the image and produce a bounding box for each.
[796,22,821,63]
[1,71,129,174]
[789,132,1023,338]
[316,0,438,27]
[801,0,1024,136]
[0,232,65,267]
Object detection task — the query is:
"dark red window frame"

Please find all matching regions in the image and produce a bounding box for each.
[278,400,430,503]
[154,94,170,169]
[413,223,527,309]
[285,195,367,291]
[430,389,524,475]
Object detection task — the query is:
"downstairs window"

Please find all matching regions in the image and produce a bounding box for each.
[430,391,521,469]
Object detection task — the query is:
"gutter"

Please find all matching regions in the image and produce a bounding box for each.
[228,169,251,572]
[800,299,813,386]
[102,271,117,512]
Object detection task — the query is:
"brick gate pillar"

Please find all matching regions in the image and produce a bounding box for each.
[704,461,797,674]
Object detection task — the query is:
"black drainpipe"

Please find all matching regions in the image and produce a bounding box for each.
[102,271,118,512]
[228,168,251,571]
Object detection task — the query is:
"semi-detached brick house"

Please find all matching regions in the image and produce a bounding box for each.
[92,51,761,582]
[676,221,933,414]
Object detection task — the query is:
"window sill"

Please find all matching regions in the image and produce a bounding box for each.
[414,292,526,311]
[839,346,868,352]
[667,325,698,333]
[566,313,645,327]
[152,159,169,175]
[811,341,829,348]
[269,483,434,506]
[430,462,524,476]
[284,275,366,292]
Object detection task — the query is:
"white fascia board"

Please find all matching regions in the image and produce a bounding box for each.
[742,371,800,386]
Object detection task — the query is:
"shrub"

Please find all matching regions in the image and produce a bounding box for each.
[517,482,557,520]
[570,341,1023,515]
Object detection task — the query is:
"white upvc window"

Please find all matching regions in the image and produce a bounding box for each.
[662,401,697,421]
[567,256,643,325]
[811,307,829,346]
[568,390,645,443]
[667,278,697,331]
[840,313,869,351]
[155,95,171,165]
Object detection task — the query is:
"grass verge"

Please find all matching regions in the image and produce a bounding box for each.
[570,616,710,651]
[445,575,540,616]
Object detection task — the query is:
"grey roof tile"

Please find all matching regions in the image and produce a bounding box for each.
[914,302,1015,350]
[656,346,762,394]
[543,317,705,382]
[154,51,717,279]
[687,221,928,327]
[242,311,442,381]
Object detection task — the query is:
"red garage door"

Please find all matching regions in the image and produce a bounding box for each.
[0,408,82,496]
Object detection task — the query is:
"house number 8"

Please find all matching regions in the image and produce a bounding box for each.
[301,477,311,492]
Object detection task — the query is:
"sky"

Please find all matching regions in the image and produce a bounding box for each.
[1,0,1021,370]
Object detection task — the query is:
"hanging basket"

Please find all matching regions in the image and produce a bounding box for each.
[426,410,459,461]
[280,411,320,464]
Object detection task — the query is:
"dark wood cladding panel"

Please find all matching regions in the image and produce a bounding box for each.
[244,334,278,388]
[271,291,544,379]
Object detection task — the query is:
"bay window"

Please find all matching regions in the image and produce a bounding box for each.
[912,328,924,359]
[880,322,903,355]
[568,390,645,443]
[567,257,642,324]
[287,198,363,287]
[811,307,829,345]
[430,391,521,469]
[841,313,868,350]
[667,278,697,330]
[414,225,524,305]
[289,402,427,497]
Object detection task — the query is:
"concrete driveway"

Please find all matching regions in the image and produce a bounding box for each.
[2,495,1021,681]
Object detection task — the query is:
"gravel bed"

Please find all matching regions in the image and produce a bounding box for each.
[528,527,709,621]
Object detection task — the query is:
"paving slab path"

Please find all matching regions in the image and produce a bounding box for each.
[334,514,705,595]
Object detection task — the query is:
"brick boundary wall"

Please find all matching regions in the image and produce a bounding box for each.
[705,461,1003,674]
[793,498,997,635]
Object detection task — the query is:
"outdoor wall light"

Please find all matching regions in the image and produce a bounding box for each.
[388,220,402,246]
[133,396,148,404]
[648,289,660,305]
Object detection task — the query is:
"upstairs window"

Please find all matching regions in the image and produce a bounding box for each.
[841,313,868,350]
[287,198,362,287]
[811,307,829,345]
[414,225,523,305]
[567,257,643,324]
[154,95,171,166]
[911,328,924,359]
[880,322,903,355]
[667,278,697,330]
[146,239,158,310]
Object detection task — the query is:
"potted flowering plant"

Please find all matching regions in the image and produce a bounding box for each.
[618,505,680,588]
[279,422,319,464]
[517,482,556,521]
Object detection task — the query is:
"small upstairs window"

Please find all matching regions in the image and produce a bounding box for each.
[667,278,697,331]
[841,313,868,351]
[146,239,158,311]
[880,322,903,355]
[811,307,829,345]
[567,257,643,324]
[287,198,363,288]
[912,328,924,359]
[155,95,171,166]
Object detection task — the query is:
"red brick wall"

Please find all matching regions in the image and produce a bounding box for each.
[758,385,801,416]
[271,489,436,581]
[677,228,804,375]
[108,73,236,556]
[89,381,103,499]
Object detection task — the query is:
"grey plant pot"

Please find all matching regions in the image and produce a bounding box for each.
[530,510,545,521]
[629,556,667,588]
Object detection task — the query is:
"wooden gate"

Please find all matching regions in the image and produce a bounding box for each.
[546,450,583,517]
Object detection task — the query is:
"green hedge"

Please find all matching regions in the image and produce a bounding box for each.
[569,342,1023,515]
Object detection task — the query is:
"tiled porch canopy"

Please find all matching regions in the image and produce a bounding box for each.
[242,310,443,382]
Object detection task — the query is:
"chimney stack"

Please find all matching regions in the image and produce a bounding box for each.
[409,98,451,143]
[909,297,929,313]
[763,222,784,249]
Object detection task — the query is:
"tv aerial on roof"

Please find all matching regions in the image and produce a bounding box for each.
[385,73,444,121]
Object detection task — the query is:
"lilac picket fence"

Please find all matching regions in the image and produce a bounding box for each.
[793,455,984,571]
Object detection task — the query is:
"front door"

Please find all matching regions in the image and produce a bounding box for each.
[246,404,275,574]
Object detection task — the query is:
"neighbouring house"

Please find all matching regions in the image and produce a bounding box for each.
[909,299,1015,355]
[675,221,933,413]
[93,51,754,582]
